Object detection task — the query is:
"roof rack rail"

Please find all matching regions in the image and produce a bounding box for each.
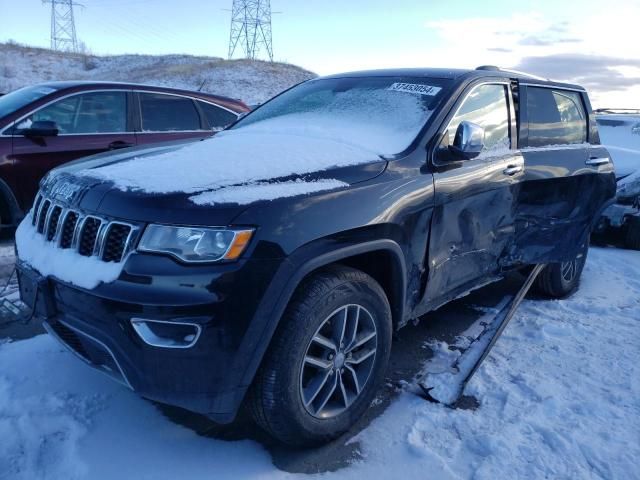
[475,65,548,81]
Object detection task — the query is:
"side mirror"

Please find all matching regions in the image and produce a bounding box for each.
[22,120,59,138]
[448,121,484,160]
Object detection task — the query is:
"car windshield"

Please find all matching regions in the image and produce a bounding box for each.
[0,85,60,121]
[231,76,452,156]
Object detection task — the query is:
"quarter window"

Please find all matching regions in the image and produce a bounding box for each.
[444,84,510,152]
[198,101,238,131]
[140,93,201,132]
[526,87,586,147]
[17,91,127,134]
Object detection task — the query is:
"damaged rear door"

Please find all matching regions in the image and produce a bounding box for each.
[509,84,615,264]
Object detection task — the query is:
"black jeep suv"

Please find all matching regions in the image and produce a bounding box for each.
[16,67,615,446]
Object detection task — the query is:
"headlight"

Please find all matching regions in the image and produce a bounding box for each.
[138,225,254,263]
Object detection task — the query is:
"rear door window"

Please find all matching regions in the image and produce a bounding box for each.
[526,87,587,147]
[139,93,201,132]
[198,101,238,131]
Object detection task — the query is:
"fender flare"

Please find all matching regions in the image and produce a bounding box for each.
[229,239,407,411]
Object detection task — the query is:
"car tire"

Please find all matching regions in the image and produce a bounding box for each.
[624,216,640,250]
[249,265,392,447]
[534,243,589,298]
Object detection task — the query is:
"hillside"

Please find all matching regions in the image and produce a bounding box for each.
[0,42,316,104]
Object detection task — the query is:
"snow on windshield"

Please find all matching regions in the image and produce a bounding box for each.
[235,80,439,155]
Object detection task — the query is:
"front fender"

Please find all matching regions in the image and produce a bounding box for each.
[220,237,407,420]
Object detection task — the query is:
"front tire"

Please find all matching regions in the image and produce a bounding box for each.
[249,265,392,447]
[535,243,588,298]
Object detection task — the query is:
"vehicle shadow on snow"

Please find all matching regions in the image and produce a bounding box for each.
[155,272,530,474]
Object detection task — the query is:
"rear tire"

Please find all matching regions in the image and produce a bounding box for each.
[249,265,392,447]
[535,243,588,298]
[624,216,640,250]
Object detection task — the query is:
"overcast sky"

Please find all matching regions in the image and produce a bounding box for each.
[1,0,638,107]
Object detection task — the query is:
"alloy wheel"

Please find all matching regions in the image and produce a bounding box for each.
[299,304,378,419]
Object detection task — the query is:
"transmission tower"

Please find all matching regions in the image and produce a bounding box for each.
[228,0,274,61]
[44,0,79,53]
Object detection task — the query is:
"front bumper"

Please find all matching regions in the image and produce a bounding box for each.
[17,252,285,423]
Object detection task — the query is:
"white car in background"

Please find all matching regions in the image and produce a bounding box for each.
[595,109,640,249]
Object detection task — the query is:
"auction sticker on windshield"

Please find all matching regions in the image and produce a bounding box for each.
[388,83,442,96]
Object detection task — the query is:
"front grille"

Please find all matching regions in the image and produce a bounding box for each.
[78,217,101,256]
[60,211,79,249]
[103,223,132,262]
[30,192,137,263]
[37,200,51,234]
[46,206,62,241]
[32,194,43,226]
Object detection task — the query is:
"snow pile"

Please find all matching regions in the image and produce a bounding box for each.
[80,130,379,196]
[0,42,315,105]
[422,297,512,404]
[190,178,348,206]
[15,218,123,290]
[1,247,638,479]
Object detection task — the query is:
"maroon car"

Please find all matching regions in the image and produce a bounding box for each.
[0,81,249,227]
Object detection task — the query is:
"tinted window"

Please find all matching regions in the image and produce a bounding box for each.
[198,101,238,130]
[16,91,127,134]
[444,83,510,151]
[0,85,61,121]
[140,93,201,132]
[527,87,586,147]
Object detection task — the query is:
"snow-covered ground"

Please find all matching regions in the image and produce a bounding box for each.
[0,42,315,105]
[1,246,638,479]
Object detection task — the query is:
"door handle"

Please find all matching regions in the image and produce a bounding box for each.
[585,156,610,166]
[503,164,523,176]
[108,141,134,150]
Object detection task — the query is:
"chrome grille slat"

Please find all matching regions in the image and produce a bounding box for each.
[46,205,63,241]
[37,200,51,234]
[31,192,138,264]
[32,194,43,226]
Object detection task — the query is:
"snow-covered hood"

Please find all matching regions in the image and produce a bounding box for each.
[44,131,387,225]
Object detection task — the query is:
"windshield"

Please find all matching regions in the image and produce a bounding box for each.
[0,85,60,121]
[232,76,452,156]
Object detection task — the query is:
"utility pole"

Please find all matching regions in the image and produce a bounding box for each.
[43,0,79,53]
[228,0,274,61]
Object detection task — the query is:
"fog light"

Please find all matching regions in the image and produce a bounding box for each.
[131,318,202,349]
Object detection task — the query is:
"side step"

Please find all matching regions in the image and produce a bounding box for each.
[419,264,546,406]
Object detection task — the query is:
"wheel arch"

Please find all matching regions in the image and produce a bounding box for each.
[0,177,22,226]
[228,239,408,420]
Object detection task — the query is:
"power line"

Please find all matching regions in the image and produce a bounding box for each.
[228,0,274,61]
[43,0,81,53]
